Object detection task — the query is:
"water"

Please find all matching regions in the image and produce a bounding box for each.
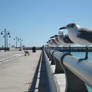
[71,52,92,92]
[71,52,92,62]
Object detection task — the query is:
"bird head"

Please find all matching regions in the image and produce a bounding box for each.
[59,23,80,31]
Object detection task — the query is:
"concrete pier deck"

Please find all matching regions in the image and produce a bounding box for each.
[0,50,49,92]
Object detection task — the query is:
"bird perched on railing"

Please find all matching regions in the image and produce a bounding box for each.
[50,32,73,47]
[59,23,92,60]
[50,35,61,45]
[47,39,58,47]
[47,40,53,47]
[58,31,73,46]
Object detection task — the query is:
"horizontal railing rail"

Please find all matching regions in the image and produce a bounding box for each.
[44,47,92,92]
[47,46,92,52]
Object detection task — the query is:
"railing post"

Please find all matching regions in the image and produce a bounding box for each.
[60,53,88,92]
[55,58,64,73]
[62,66,88,92]
[55,52,71,74]
[51,51,56,65]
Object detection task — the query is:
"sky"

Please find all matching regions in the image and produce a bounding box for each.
[0,0,92,47]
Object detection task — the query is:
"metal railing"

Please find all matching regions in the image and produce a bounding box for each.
[44,47,92,92]
[48,46,92,52]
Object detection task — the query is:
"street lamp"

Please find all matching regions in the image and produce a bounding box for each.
[19,38,23,47]
[13,36,19,48]
[1,28,11,50]
[19,38,23,51]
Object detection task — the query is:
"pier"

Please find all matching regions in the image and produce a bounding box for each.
[0,47,92,92]
[0,50,50,92]
[1,0,92,92]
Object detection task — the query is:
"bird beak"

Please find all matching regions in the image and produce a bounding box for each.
[59,26,66,30]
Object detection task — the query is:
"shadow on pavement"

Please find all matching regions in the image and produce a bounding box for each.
[28,52,50,92]
[28,53,42,92]
[38,53,50,92]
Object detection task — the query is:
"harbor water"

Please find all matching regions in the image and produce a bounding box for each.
[71,52,92,92]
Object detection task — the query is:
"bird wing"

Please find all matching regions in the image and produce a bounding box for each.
[52,39,57,44]
[78,28,92,42]
[55,37,59,42]
[64,35,73,43]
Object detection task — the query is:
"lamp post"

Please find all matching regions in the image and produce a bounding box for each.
[1,28,11,50]
[14,36,19,48]
[19,38,23,48]
[19,38,23,51]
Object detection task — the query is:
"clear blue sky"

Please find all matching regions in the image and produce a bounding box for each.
[0,0,92,47]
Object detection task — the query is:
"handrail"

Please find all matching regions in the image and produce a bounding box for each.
[47,46,92,52]
[45,48,92,92]
[54,50,92,86]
